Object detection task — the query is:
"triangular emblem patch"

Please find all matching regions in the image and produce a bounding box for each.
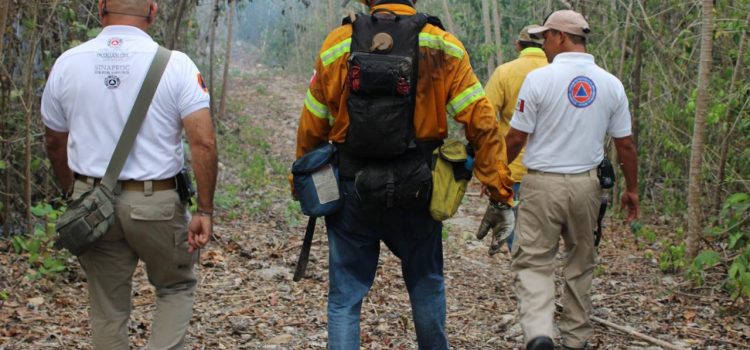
[576,86,588,97]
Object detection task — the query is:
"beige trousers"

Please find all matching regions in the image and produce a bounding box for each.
[510,169,601,349]
[73,179,198,350]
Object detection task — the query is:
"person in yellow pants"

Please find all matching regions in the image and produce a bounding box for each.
[485,25,548,254]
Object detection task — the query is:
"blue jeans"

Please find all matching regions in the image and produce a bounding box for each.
[507,182,522,251]
[325,181,449,350]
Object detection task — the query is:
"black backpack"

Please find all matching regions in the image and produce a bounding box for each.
[342,11,436,159]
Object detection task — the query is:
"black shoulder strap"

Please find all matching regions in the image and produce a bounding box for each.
[426,15,445,31]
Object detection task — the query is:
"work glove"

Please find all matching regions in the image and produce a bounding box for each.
[476,201,515,256]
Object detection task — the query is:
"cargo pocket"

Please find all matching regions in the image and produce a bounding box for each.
[129,200,194,269]
[130,203,176,221]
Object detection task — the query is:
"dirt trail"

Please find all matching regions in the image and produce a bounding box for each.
[0,47,747,349]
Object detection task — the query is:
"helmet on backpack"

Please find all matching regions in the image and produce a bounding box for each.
[357,0,417,6]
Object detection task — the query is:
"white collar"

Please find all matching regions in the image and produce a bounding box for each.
[552,52,595,64]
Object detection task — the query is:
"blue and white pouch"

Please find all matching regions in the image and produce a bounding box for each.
[292,143,342,217]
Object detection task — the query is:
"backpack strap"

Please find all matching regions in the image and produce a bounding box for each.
[341,12,360,25]
[426,15,445,31]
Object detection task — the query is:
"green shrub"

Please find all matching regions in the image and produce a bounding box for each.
[659,242,686,272]
[717,193,750,298]
[687,250,721,285]
[11,203,68,281]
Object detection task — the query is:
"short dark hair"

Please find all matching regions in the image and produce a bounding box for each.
[549,29,586,46]
[567,33,586,45]
[518,41,543,49]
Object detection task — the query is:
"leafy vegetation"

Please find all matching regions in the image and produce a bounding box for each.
[11,203,67,281]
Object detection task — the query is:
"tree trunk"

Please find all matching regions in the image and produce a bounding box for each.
[23,1,40,235]
[327,0,336,29]
[616,0,633,79]
[686,0,715,260]
[0,0,10,59]
[208,0,221,117]
[0,0,10,232]
[491,0,502,66]
[291,5,303,74]
[1,75,9,233]
[480,0,494,77]
[440,0,457,35]
[168,0,189,50]
[713,13,750,217]
[632,27,643,147]
[219,0,235,120]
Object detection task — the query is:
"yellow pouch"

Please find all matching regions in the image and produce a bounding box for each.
[429,140,471,221]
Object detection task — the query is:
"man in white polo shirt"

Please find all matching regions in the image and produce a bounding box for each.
[505,10,639,350]
[41,1,217,349]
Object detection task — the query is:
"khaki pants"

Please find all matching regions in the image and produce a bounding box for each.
[510,169,601,349]
[73,179,198,350]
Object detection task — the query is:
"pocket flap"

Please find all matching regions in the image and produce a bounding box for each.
[130,204,175,221]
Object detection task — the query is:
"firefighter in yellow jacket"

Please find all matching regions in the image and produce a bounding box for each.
[294,0,515,348]
[484,25,548,253]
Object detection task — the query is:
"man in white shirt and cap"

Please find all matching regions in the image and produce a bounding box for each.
[505,9,640,350]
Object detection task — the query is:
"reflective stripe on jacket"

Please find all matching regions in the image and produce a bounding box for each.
[295,3,513,204]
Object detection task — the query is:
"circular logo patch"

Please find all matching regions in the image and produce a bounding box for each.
[567,76,597,108]
[108,38,123,48]
[104,75,121,89]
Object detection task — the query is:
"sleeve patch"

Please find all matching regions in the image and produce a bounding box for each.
[197,73,208,93]
[516,99,525,113]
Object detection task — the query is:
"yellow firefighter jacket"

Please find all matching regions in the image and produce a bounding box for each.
[485,47,548,183]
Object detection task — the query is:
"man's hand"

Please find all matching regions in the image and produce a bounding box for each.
[621,190,640,222]
[476,201,515,255]
[187,214,212,253]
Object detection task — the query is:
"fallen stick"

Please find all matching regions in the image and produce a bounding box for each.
[591,314,688,350]
[555,303,687,350]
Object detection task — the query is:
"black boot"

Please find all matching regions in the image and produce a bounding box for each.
[526,336,554,350]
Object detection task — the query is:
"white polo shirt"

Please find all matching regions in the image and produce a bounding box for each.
[510,52,632,174]
[41,25,210,180]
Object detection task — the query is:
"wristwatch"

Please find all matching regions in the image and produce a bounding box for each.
[195,210,213,217]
